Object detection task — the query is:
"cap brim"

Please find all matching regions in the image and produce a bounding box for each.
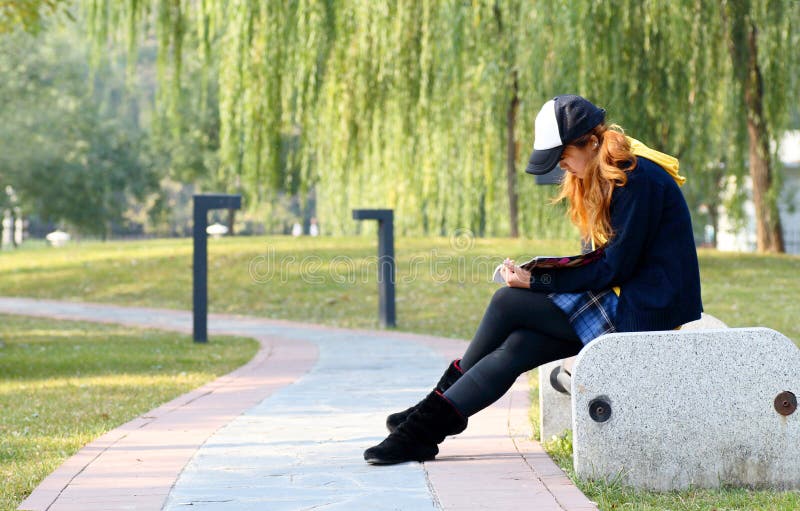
[525,146,563,175]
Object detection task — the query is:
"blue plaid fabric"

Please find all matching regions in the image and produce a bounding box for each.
[548,289,619,345]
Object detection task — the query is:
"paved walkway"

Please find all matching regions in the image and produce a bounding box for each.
[2,297,598,511]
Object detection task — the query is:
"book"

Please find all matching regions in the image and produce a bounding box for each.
[492,247,605,284]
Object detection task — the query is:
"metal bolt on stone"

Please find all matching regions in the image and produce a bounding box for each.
[774,391,797,416]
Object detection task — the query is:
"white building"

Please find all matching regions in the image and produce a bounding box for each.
[717,131,800,254]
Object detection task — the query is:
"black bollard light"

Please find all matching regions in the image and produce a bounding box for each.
[193,194,242,342]
[352,209,396,328]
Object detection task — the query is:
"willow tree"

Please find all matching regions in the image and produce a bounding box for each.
[536,0,799,253]
[81,0,575,238]
[82,1,798,248]
[292,0,563,237]
[0,0,72,33]
[720,0,795,252]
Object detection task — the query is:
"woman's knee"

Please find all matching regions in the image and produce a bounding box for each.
[488,286,521,313]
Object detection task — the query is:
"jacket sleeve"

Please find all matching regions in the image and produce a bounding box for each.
[528,169,664,293]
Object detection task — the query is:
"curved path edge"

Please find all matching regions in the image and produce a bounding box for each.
[2,297,598,511]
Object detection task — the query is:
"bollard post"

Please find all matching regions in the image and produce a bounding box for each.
[352,209,396,328]
[193,194,242,342]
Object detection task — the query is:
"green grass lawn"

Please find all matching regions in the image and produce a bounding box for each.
[0,314,258,511]
[1,235,798,511]
[0,235,797,344]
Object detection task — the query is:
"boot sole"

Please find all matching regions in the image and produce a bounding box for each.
[364,453,436,465]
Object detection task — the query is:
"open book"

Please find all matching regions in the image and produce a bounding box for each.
[492,247,605,284]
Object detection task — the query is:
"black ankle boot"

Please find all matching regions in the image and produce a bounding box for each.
[386,359,464,433]
[365,391,468,465]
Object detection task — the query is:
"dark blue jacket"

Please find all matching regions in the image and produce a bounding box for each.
[528,156,703,332]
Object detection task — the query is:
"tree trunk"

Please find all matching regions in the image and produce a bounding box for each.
[226,208,236,235]
[742,21,784,252]
[723,1,785,253]
[707,165,726,249]
[506,69,519,238]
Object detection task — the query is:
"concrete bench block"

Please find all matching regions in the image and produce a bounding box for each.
[679,313,729,330]
[538,360,572,441]
[571,327,800,491]
[539,313,728,441]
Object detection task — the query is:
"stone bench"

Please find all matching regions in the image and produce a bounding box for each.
[538,314,800,490]
[539,313,729,440]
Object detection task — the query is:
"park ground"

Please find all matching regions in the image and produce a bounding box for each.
[1,235,798,343]
[1,235,799,510]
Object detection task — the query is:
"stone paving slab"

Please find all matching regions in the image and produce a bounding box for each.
[2,297,597,511]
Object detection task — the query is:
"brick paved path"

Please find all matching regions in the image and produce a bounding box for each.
[0,298,597,511]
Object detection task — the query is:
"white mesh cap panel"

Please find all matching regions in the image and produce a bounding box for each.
[533,99,562,150]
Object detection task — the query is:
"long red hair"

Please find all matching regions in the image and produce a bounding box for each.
[553,124,636,247]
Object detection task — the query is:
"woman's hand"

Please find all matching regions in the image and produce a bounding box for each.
[500,258,532,289]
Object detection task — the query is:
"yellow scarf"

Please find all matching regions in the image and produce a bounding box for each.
[627,136,685,186]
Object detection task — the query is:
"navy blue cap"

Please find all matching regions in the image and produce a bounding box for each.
[526,95,606,175]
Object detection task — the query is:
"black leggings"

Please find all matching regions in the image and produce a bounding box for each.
[442,287,584,417]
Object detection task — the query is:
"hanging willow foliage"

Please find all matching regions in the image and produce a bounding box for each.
[83,0,799,241]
